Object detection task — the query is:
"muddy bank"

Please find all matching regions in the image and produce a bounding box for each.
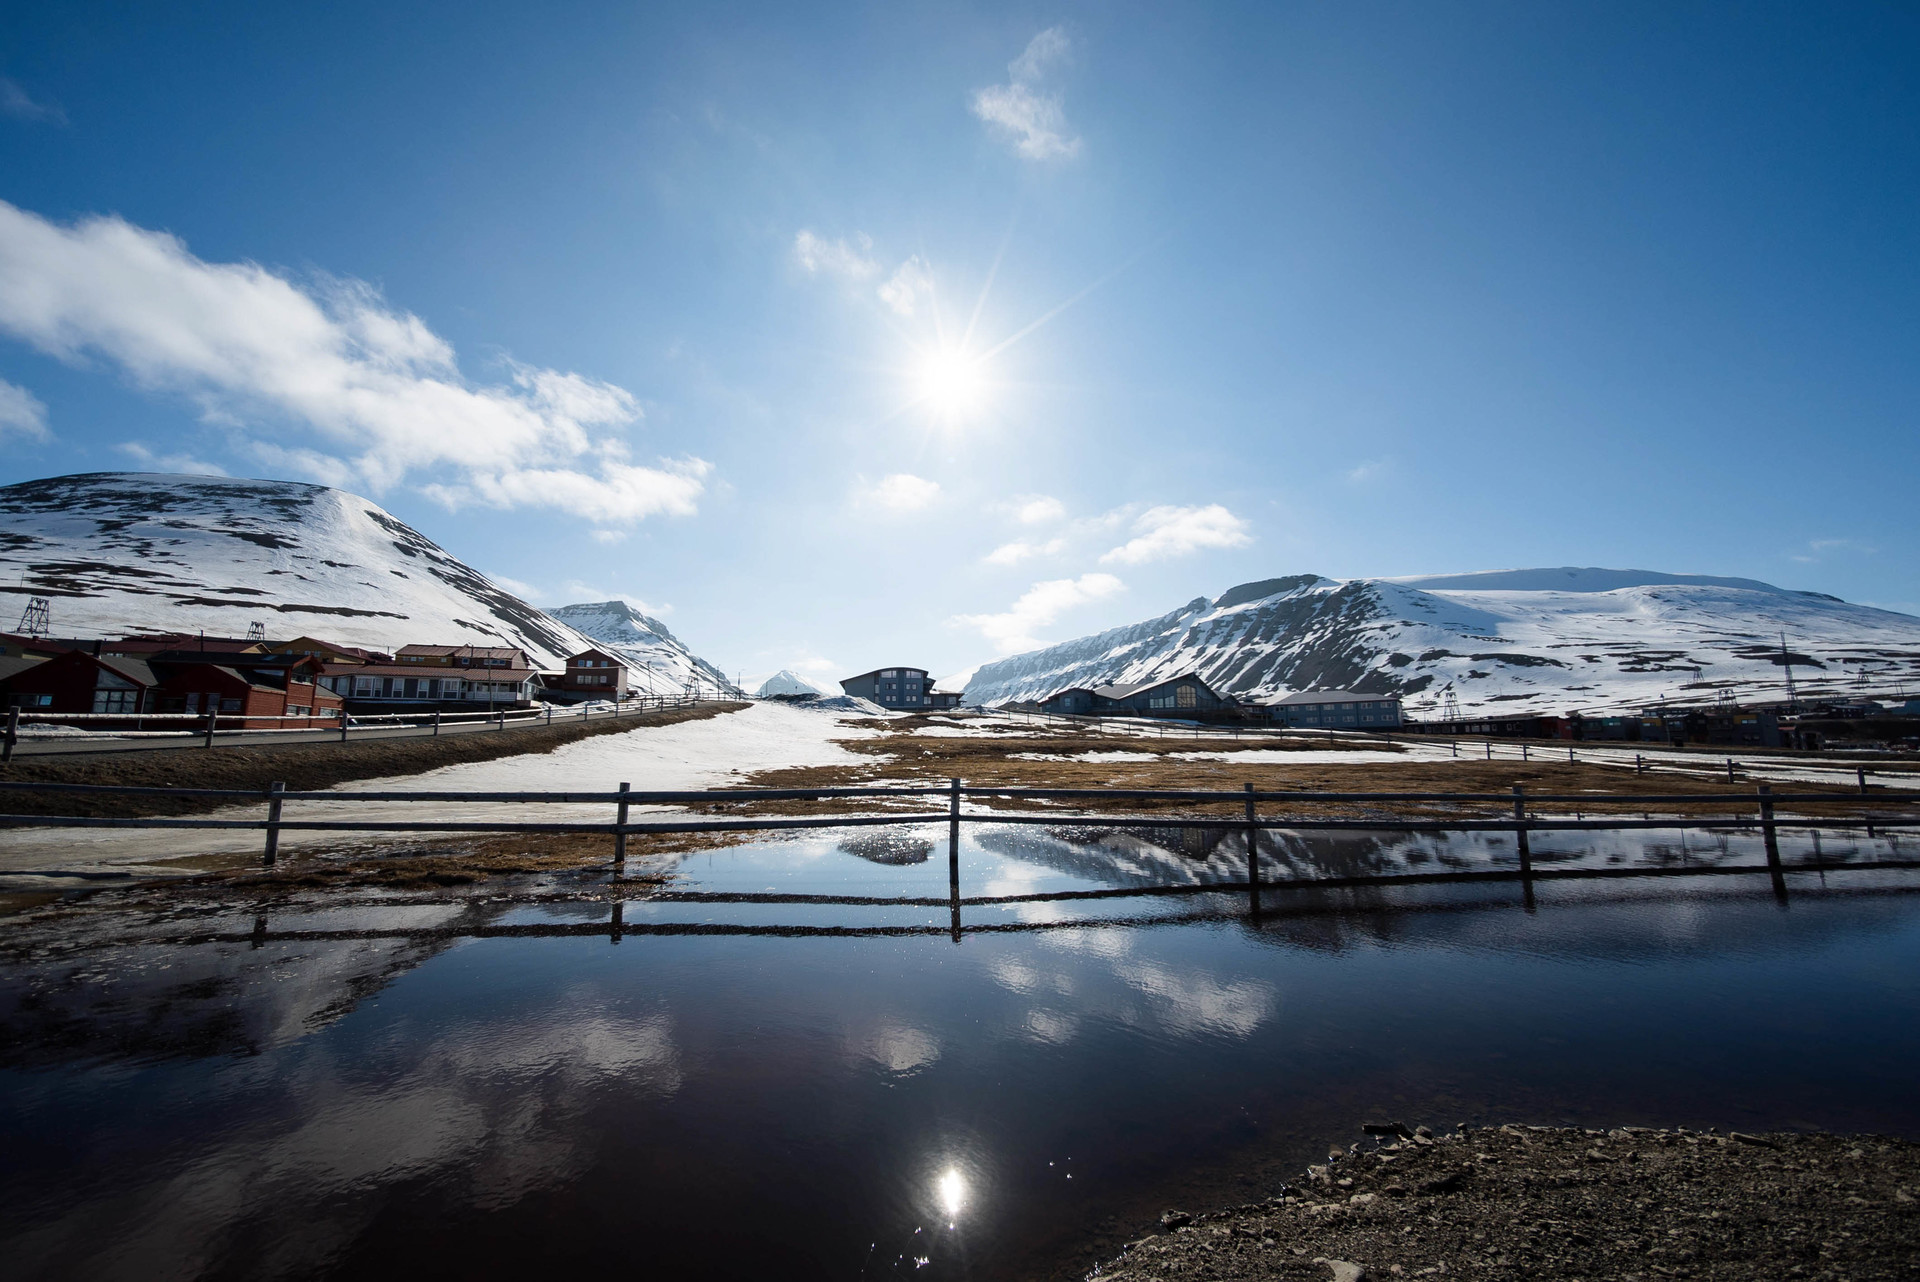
[0,703,748,818]
[1091,1124,1918,1280]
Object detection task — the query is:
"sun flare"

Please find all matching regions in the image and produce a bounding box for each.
[912,348,988,420]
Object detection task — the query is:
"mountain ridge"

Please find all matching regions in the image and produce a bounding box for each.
[962,569,1920,715]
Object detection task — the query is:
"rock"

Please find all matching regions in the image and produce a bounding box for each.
[1315,1259,1367,1282]
[1419,1171,1466,1195]
[1415,1126,1435,1139]
[1349,1192,1377,1205]
[1365,1122,1414,1138]
[1731,1132,1780,1150]
[1159,1210,1191,1230]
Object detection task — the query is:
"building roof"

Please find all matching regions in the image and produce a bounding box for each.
[1272,690,1399,706]
[95,654,159,687]
[104,634,267,656]
[396,644,529,661]
[842,666,930,682]
[565,648,624,665]
[0,654,46,683]
[0,632,76,656]
[266,636,391,663]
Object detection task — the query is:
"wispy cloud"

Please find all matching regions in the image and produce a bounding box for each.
[0,201,708,525]
[877,256,935,317]
[1346,459,1386,483]
[1100,504,1252,565]
[860,472,941,513]
[0,79,66,125]
[1793,537,1878,564]
[971,27,1082,161]
[1004,493,1066,524]
[115,441,226,476]
[953,572,1124,653]
[983,537,1066,566]
[0,377,49,439]
[793,230,879,280]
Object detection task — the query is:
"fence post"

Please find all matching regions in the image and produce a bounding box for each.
[1759,783,1787,905]
[1522,743,1529,762]
[948,777,962,943]
[1858,767,1868,795]
[263,780,285,867]
[2,706,17,763]
[1244,781,1260,914]
[204,712,216,748]
[611,781,630,866]
[1512,785,1532,874]
[1636,753,1643,774]
[339,710,349,743]
[1485,740,1492,760]
[1726,758,1737,783]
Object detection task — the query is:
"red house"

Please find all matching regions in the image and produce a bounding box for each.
[148,655,343,728]
[0,650,160,714]
[561,649,629,697]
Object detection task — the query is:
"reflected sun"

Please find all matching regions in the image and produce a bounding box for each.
[936,1167,967,1221]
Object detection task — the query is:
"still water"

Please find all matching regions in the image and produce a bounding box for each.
[2,823,1918,1279]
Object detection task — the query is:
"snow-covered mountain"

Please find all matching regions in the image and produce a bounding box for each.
[549,599,737,696]
[961,568,1920,716]
[754,669,830,698]
[0,472,731,689]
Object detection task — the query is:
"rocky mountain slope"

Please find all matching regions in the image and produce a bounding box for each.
[961,568,1920,716]
[0,472,731,690]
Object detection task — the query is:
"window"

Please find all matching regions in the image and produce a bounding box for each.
[9,693,52,708]
[1176,685,1197,709]
[881,669,899,677]
[220,698,242,712]
[287,705,309,717]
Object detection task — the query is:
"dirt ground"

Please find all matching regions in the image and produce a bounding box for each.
[1090,1124,1919,1280]
[0,702,749,818]
[732,714,1892,825]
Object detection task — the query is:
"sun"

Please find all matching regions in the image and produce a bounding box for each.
[911,347,989,421]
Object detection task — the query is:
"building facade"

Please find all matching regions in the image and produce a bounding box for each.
[561,649,629,697]
[1269,690,1404,729]
[841,667,933,708]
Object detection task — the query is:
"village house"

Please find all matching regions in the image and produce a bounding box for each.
[560,649,628,698]
[337,644,538,711]
[1039,674,1226,718]
[101,633,268,658]
[841,667,934,709]
[0,649,342,727]
[1268,690,1405,729]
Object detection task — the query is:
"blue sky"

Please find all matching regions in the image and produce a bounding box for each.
[1,2,1916,685]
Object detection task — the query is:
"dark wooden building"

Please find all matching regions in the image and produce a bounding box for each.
[561,648,629,698]
[1038,673,1225,718]
[1268,690,1405,729]
[841,667,934,709]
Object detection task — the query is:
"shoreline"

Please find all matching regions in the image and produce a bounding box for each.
[1088,1123,1918,1280]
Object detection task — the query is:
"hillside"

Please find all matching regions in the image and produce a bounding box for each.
[0,472,731,690]
[961,568,1920,716]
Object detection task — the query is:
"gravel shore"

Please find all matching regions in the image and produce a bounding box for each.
[1091,1124,1918,1281]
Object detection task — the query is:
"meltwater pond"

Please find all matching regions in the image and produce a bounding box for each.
[3,824,1919,1280]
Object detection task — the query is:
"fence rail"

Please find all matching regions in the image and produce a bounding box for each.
[0,694,724,760]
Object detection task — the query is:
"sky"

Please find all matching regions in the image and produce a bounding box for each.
[1,2,1917,687]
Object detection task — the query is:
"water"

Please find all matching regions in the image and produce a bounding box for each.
[3,824,1919,1279]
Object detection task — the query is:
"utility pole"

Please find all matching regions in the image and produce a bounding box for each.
[1780,631,1797,711]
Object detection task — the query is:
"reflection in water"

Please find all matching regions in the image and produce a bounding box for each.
[1,826,1918,1281]
[841,831,936,865]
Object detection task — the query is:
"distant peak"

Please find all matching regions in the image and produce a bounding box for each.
[1213,575,1329,610]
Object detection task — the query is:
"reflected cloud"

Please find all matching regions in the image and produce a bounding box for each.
[1115,960,1276,1039]
[854,1022,941,1075]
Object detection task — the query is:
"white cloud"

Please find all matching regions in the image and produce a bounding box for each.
[793,229,879,280]
[971,27,1082,161]
[984,537,1065,566]
[0,79,65,125]
[862,472,941,512]
[1100,504,1252,565]
[115,440,227,476]
[0,377,49,439]
[877,256,935,317]
[953,572,1124,653]
[1007,493,1066,524]
[0,200,706,524]
[1346,459,1385,483]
